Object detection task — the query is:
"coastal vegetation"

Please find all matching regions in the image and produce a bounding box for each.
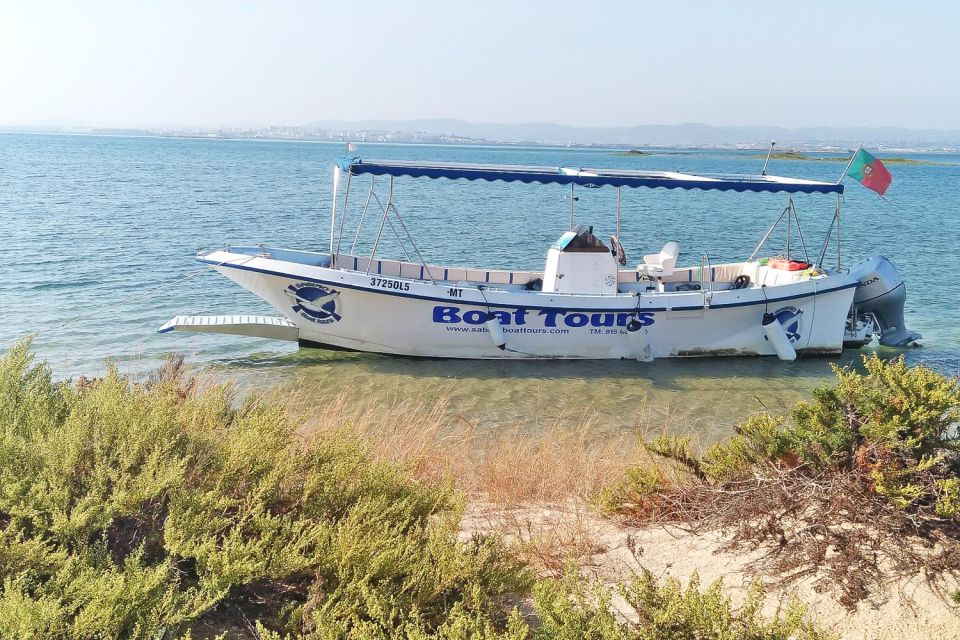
[605,355,960,607]
[747,151,953,166]
[0,339,528,638]
[1,339,958,637]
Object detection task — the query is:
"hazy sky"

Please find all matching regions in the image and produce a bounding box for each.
[2,0,958,129]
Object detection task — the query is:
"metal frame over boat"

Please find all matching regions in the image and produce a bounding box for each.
[162,157,920,361]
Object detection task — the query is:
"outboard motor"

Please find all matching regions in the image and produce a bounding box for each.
[847,256,921,347]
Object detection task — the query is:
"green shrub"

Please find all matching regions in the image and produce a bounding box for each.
[633,355,960,518]
[0,339,529,638]
[531,567,834,640]
[0,340,836,638]
[605,355,960,608]
[935,478,960,518]
[700,413,787,481]
[595,466,663,515]
[642,435,703,479]
[788,355,960,467]
[532,568,622,639]
[788,355,959,514]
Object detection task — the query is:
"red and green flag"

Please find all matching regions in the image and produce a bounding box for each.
[846,148,893,195]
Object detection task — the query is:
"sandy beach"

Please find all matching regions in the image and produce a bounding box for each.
[462,502,960,639]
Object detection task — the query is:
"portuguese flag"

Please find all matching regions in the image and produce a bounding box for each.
[846,148,893,195]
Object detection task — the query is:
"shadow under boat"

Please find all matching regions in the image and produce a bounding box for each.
[214,344,879,389]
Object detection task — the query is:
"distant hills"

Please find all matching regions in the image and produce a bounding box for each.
[306,118,960,149]
[5,119,959,150]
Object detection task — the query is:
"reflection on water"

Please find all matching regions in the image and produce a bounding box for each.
[205,345,950,445]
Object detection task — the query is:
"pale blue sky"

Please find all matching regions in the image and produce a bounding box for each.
[2,0,958,129]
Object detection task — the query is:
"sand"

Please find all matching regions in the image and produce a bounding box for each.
[461,502,960,640]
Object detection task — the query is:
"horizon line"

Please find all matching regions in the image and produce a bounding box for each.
[3,118,960,133]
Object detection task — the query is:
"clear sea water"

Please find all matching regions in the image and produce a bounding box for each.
[2,133,958,440]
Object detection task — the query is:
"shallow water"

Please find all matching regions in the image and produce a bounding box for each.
[2,134,958,437]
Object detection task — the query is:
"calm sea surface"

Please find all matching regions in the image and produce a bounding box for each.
[2,133,958,440]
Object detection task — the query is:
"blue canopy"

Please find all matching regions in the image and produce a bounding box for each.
[336,157,844,195]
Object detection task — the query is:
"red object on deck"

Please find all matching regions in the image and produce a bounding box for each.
[768,258,810,271]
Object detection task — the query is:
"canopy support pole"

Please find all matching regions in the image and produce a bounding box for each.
[333,171,352,266]
[836,196,841,270]
[328,165,341,257]
[616,188,621,236]
[786,195,792,260]
[370,190,412,262]
[366,177,392,276]
[362,177,437,284]
[753,196,808,264]
[389,200,437,285]
[351,176,376,254]
[816,196,842,268]
[790,197,810,264]
[569,185,575,230]
[748,199,791,261]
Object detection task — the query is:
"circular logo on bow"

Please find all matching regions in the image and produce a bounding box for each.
[285,283,341,324]
[773,306,803,343]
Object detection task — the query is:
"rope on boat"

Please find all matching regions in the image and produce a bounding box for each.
[475,285,546,358]
[799,277,818,358]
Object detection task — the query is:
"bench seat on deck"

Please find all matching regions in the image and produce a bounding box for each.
[334,254,812,291]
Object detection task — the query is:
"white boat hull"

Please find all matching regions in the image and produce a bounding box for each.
[198,250,858,360]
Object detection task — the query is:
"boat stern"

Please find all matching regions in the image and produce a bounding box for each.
[847,256,921,347]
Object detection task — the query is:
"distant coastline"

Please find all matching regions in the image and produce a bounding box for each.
[3,119,959,154]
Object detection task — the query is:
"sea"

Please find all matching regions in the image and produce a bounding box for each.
[2,133,958,441]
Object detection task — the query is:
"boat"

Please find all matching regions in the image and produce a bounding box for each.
[161,157,920,361]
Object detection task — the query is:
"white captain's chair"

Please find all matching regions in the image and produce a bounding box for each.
[638,241,680,278]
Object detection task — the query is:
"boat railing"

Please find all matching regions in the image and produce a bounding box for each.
[700,254,714,307]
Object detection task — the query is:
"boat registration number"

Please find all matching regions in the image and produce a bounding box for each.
[370,277,410,291]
